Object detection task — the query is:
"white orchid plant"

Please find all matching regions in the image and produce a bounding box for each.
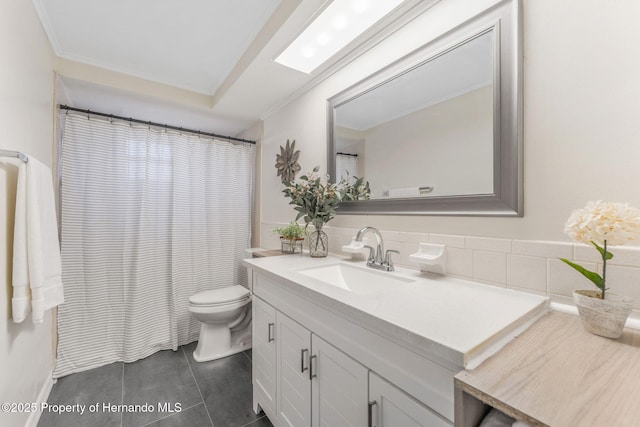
[560,201,640,299]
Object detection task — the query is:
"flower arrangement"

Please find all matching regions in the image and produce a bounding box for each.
[341,173,371,202]
[282,166,370,229]
[560,201,640,299]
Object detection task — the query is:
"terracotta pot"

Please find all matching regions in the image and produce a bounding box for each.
[573,290,633,338]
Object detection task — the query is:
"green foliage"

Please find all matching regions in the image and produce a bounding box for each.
[341,174,371,202]
[559,258,606,292]
[282,166,371,229]
[592,241,613,261]
[273,222,305,240]
[559,240,613,299]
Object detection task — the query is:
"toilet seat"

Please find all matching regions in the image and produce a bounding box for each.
[189,285,250,307]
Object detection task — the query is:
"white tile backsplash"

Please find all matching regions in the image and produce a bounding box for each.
[429,233,466,248]
[547,259,597,297]
[606,265,640,309]
[398,231,429,244]
[609,246,640,268]
[261,222,640,304]
[384,239,402,254]
[379,229,401,242]
[446,247,473,277]
[466,236,511,253]
[473,251,507,285]
[573,244,640,268]
[507,255,547,292]
[512,240,573,259]
[573,243,602,263]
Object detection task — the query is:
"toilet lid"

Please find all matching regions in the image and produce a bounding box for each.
[189,285,250,306]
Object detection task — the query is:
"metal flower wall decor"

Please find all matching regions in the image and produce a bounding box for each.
[275,139,301,185]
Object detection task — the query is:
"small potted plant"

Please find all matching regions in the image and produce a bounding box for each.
[273,222,305,254]
[560,200,640,338]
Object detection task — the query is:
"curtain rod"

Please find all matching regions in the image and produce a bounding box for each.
[58,105,256,145]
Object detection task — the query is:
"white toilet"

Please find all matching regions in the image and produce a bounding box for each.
[188,285,252,362]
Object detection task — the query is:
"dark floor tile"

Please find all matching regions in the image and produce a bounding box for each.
[145,403,212,427]
[243,415,274,427]
[122,349,202,427]
[184,342,260,427]
[243,349,252,361]
[38,362,123,427]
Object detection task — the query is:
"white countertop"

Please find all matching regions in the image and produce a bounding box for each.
[244,254,549,369]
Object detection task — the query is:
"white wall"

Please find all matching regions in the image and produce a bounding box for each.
[236,120,264,248]
[0,1,56,426]
[363,86,493,197]
[261,0,640,242]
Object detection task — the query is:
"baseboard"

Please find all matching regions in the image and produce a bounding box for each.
[25,371,55,427]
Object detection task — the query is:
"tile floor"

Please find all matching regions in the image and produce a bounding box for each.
[38,343,273,427]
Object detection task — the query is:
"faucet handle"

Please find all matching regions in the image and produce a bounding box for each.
[363,245,376,262]
[384,250,400,270]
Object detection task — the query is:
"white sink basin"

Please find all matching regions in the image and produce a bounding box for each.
[297,263,415,294]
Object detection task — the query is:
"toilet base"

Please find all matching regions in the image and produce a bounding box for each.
[192,324,252,362]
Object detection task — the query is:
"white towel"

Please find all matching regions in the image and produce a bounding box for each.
[387,186,421,198]
[12,158,64,323]
[479,408,516,427]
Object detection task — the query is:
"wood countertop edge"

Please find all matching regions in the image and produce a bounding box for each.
[455,311,640,426]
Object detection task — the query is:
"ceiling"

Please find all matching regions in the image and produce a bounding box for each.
[336,30,493,131]
[32,0,432,138]
[37,0,283,96]
[33,0,315,136]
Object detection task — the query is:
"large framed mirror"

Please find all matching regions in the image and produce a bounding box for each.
[327,0,522,216]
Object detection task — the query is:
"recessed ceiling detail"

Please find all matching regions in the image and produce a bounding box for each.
[275,0,404,73]
[31,0,441,137]
[33,0,282,95]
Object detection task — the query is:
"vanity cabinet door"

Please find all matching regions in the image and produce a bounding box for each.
[252,296,277,421]
[311,335,368,427]
[277,312,312,427]
[369,372,451,427]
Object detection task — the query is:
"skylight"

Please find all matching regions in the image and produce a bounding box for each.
[275,0,404,73]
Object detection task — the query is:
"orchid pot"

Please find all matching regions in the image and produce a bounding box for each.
[573,290,633,338]
[560,201,640,338]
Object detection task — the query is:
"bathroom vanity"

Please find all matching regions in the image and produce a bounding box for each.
[243,255,548,427]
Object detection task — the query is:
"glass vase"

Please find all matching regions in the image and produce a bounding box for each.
[308,225,328,258]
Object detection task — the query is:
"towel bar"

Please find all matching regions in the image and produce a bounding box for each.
[0,149,28,162]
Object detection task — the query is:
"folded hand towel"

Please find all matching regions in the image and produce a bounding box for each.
[12,158,64,323]
[387,186,421,198]
[479,408,516,427]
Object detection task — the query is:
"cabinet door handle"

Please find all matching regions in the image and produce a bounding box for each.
[300,348,309,373]
[309,354,317,380]
[368,400,377,427]
[268,322,274,342]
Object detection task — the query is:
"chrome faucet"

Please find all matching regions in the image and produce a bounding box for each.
[355,226,399,271]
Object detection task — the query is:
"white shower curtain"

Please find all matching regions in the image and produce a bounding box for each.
[336,153,358,182]
[54,112,254,377]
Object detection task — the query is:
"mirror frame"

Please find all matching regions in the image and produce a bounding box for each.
[327,0,522,216]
